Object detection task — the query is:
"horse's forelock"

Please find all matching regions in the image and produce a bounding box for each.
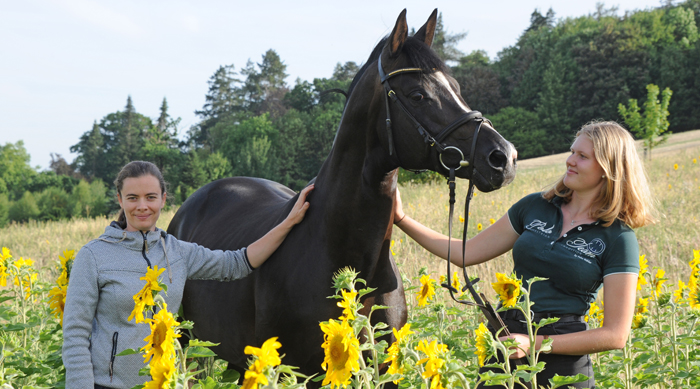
[346,35,449,100]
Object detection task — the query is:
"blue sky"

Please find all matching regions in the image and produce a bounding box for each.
[0,0,667,170]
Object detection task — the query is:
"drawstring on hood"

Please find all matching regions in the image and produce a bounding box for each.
[160,230,173,284]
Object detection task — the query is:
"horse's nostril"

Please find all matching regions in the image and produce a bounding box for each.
[488,149,508,170]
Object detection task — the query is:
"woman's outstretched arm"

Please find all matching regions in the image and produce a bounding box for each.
[247,184,314,268]
[393,187,518,267]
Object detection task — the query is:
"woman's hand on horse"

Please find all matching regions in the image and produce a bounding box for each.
[394,187,406,223]
[286,184,314,226]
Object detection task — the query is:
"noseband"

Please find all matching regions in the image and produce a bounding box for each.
[379,56,510,336]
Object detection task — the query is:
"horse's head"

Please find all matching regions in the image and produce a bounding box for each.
[362,9,517,192]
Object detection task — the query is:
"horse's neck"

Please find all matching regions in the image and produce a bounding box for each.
[311,91,396,250]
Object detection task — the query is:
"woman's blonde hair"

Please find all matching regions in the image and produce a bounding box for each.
[543,121,655,228]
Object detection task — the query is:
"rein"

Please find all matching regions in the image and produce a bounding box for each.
[379,56,510,336]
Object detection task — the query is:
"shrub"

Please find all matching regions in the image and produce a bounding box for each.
[8,191,39,223]
[37,187,71,221]
[0,193,9,227]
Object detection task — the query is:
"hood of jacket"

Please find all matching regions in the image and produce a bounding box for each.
[100,221,166,251]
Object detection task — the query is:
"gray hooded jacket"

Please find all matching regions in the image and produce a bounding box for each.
[62,223,252,388]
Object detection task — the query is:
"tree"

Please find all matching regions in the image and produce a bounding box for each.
[192,65,243,147]
[71,121,104,180]
[8,191,39,223]
[618,83,673,159]
[490,107,548,159]
[203,152,232,182]
[452,51,507,115]
[0,141,37,200]
[50,153,78,177]
[431,12,467,63]
[180,150,208,201]
[37,187,71,221]
[526,8,556,33]
[217,114,278,178]
[0,194,9,227]
[242,50,290,118]
[143,97,183,188]
[113,96,148,168]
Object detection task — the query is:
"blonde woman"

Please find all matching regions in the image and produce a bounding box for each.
[394,121,654,388]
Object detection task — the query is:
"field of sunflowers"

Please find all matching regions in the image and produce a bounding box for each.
[0,137,698,388]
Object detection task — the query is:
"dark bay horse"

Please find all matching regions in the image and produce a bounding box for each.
[168,9,516,381]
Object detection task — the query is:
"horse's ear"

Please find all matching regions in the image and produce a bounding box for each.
[388,9,409,56]
[414,9,438,47]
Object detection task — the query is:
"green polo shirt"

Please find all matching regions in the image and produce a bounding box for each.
[507,193,639,316]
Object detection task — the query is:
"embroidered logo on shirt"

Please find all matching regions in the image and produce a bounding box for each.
[566,237,605,257]
[525,219,554,236]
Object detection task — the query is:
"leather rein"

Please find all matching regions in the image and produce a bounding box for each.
[379,56,510,335]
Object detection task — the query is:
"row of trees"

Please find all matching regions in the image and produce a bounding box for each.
[0,142,108,226]
[2,2,699,225]
[458,1,699,158]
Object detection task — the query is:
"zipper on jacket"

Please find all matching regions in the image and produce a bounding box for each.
[140,231,152,268]
[109,331,118,382]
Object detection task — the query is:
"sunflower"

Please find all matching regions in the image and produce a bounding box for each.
[143,360,176,389]
[49,283,68,327]
[491,273,521,308]
[0,247,11,287]
[337,289,358,321]
[689,272,700,310]
[416,340,448,389]
[13,257,37,299]
[417,275,436,307]
[635,297,649,315]
[631,313,646,329]
[674,280,687,303]
[141,302,181,368]
[637,255,648,291]
[244,337,282,368]
[585,302,603,324]
[477,223,483,231]
[691,250,700,271]
[129,266,166,323]
[320,319,360,389]
[474,322,492,367]
[241,337,282,389]
[56,250,75,286]
[241,364,269,389]
[652,268,666,299]
[451,271,462,294]
[385,324,415,382]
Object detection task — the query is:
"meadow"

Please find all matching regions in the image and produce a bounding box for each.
[0,130,699,388]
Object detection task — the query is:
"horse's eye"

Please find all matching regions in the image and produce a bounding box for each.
[409,91,424,101]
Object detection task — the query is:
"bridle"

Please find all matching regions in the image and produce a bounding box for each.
[379,56,510,335]
[378,55,484,173]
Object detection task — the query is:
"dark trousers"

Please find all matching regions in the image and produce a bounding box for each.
[478,310,595,389]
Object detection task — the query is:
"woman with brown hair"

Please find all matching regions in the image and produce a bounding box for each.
[394,121,654,388]
[62,161,313,388]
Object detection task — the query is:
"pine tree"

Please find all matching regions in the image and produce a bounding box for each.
[193,65,243,147]
[431,13,467,63]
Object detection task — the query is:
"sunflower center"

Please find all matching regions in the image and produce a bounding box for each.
[330,337,349,368]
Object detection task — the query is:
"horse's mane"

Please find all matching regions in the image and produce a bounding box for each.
[346,35,450,99]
